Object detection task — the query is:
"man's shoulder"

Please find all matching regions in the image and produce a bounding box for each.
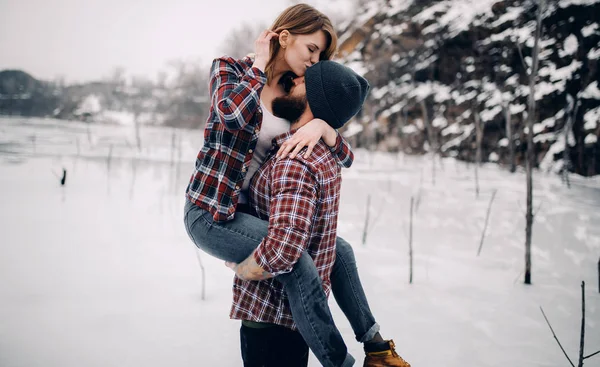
[273,141,339,175]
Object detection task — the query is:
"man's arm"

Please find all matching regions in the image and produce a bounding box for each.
[226,253,273,281]
[229,159,318,280]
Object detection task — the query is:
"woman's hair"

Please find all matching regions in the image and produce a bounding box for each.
[265,3,338,82]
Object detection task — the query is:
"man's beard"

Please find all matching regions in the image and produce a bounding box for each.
[271,94,307,124]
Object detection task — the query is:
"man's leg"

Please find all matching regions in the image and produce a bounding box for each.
[277,252,355,367]
[240,323,269,367]
[184,200,354,366]
[332,238,411,367]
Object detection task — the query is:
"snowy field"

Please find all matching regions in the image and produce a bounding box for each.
[1,117,599,367]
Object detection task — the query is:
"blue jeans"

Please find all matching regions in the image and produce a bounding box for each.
[183,200,380,367]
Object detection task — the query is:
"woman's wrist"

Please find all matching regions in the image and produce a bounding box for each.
[252,59,267,73]
[322,123,338,147]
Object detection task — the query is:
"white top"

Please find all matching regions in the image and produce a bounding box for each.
[238,99,290,204]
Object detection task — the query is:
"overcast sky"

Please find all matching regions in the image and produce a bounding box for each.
[0,0,352,83]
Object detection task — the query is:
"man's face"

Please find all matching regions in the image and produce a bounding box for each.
[272,76,308,124]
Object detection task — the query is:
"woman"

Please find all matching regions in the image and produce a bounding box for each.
[183,4,409,367]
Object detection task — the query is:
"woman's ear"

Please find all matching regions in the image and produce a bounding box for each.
[279,30,291,49]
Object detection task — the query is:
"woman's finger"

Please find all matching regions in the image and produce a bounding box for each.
[288,142,306,159]
[277,141,295,159]
[303,142,317,159]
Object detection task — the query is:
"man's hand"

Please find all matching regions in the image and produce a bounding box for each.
[225,251,274,281]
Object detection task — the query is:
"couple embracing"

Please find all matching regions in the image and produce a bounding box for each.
[184,4,410,367]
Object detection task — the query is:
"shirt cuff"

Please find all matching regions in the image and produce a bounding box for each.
[247,67,268,86]
[328,131,343,155]
[253,246,292,277]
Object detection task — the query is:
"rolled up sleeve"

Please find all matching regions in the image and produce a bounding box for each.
[253,159,317,275]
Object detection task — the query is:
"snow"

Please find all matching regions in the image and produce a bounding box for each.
[491,6,523,27]
[588,47,600,59]
[432,115,448,128]
[510,104,526,114]
[100,110,136,126]
[413,0,498,37]
[559,0,600,7]
[343,121,364,138]
[2,111,600,367]
[584,107,600,130]
[402,124,419,134]
[584,133,598,144]
[499,138,509,147]
[74,95,102,116]
[480,106,502,122]
[488,152,499,162]
[581,23,599,37]
[385,0,414,17]
[559,34,579,57]
[580,81,600,100]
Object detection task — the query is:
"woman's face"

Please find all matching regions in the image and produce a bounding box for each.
[282,31,327,77]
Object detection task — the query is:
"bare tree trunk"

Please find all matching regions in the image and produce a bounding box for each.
[409,196,414,284]
[134,113,142,152]
[524,0,544,285]
[505,104,516,173]
[420,100,436,185]
[362,194,371,246]
[196,249,206,301]
[474,108,482,198]
[578,281,585,367]
[563,96,580,188]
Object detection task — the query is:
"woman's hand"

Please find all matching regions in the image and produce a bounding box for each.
[277,118,337,160]
[253,30,278,72]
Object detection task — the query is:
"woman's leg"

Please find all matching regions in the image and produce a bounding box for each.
[183,201,354,367]
[331,237,380,343]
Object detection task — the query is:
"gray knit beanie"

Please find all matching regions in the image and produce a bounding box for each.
[305,61,370,129]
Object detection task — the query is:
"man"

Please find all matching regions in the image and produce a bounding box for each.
[227,61,410,367]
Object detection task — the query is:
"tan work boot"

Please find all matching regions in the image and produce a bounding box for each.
[363,340,410,367]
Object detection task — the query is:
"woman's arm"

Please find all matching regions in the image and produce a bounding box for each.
[209,57,266,132]
[276,119,355,168]
[210,31,277,132]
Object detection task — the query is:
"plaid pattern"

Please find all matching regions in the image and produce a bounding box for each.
[229,131,342,329]
[185,56,354,223]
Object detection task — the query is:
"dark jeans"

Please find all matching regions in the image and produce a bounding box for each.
[184,200,380,367]
[240,323,309,367]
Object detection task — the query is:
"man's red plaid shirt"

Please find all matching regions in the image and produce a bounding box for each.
[229,131,342,329]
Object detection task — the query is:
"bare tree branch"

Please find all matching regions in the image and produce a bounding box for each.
[516,42,529,77]
[584,350,600,360]
[540,306,575,367]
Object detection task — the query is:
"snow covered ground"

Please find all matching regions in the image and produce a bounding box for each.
[1,117,599,367]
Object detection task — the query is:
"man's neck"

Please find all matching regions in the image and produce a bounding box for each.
[290,114,312,130]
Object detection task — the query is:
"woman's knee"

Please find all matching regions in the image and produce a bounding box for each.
[335,237,356,264]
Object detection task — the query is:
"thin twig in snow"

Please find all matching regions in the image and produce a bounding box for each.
[540,306,575,367]
[477,189,498,256]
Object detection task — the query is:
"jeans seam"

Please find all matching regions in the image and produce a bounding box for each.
[204,216,265,243]
[292,268,333,367]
